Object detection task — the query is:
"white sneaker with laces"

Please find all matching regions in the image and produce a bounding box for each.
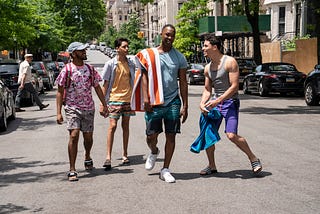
[145,149,160,170]
[160,168,175,183]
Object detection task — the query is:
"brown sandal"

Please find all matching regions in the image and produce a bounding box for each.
[122,157,130,165]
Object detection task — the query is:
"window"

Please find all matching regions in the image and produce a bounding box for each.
[295,3,301,36]
[119,15,122,21]
[278,6,286,36]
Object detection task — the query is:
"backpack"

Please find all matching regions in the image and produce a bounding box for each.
[62,63,94,105]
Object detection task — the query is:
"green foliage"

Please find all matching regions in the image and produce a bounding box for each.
[0,0,38,50]
[139,0,154,5]
[99,12,146,54]
[175,0,209,59]
[0,0,106,55]
[50,0,106,44]
[283,35,311,51]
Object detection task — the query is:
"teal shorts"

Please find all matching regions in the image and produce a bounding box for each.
[144,97,181,135]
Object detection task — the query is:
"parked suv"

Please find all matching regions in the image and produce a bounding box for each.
[304,64,320,106]
[236,58,257,89]
[31,61,54,90]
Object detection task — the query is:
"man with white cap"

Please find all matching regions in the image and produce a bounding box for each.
[55,42,108,181]
[15,53,49,112]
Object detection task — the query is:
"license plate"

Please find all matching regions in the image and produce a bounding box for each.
[286,78,295,82]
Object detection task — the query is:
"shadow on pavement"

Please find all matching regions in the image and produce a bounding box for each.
[0,157,67,187]
[241,106,320,115]
[0,203,30,214]
[172,170,271,181]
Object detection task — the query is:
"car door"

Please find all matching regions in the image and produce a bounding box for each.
[245,65,262,92]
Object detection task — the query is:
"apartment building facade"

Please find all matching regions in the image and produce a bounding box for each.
[264,0,309,41]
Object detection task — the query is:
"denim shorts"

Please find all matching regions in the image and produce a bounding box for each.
[214,98,240,134]
[64,106,95,132]
[108,101,135,119]
[144,97,181,135]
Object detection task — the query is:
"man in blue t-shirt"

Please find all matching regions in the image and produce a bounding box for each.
[139,24,188,183]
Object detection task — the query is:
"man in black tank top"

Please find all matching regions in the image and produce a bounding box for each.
[197,34,262,176]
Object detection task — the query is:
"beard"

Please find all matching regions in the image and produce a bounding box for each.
[80,54,87,60]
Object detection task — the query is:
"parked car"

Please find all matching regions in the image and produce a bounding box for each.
[0,79,16,132]
[243,62,306,96]
[236,58,257,89]
[31,61,54,90]
[0,62,20,97]
[57,61,65,70]
[187,63,205,85]
[45,61,61,80]
[304,64,320,106]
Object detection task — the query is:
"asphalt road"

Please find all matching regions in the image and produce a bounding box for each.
[1,50,319,214]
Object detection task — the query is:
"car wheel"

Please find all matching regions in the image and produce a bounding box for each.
[243,80,250,94]
[8,106,16,121]
[305,83,320,106]
[49,81,54,90]
[40,87,45,94]
[46,84,51,91]
[258,81,268,96]
[0,109,8,132]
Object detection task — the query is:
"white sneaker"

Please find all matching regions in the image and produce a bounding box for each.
[160,168,176,183]
[145,149,160,170]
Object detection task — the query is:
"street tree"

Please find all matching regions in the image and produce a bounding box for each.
[48,0,106,44]
[28,0,65,54]
[228,0,263,64]
[100,12,146,54]
[118,12,146,54]
[175,0,209,61]
[0,0,38,51]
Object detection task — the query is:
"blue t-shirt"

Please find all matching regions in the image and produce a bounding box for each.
[159,48,187,106]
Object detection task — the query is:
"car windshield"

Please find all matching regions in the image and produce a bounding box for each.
[0,64,19,73]
[32,63,43,70]
[269,64,296,72]
[192,64,204,69]
[238,60,255,67]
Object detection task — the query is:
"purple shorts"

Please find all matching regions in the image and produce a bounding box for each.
[214,98,240,134]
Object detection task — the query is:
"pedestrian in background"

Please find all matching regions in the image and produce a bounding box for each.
[55,42,108,182]
[199,34,262,176]
[15,53,49,112]
[132,24,188,183]
[100,38,136,170]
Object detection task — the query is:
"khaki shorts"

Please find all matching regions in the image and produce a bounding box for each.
[64,106,95,132]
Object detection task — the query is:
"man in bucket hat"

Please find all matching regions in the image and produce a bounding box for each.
[15,53,49,112]
[55,42,108,181]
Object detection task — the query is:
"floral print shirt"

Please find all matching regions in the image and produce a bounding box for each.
[55,62,102,110]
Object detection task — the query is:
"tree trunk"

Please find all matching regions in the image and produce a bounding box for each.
[244,0,262,65]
